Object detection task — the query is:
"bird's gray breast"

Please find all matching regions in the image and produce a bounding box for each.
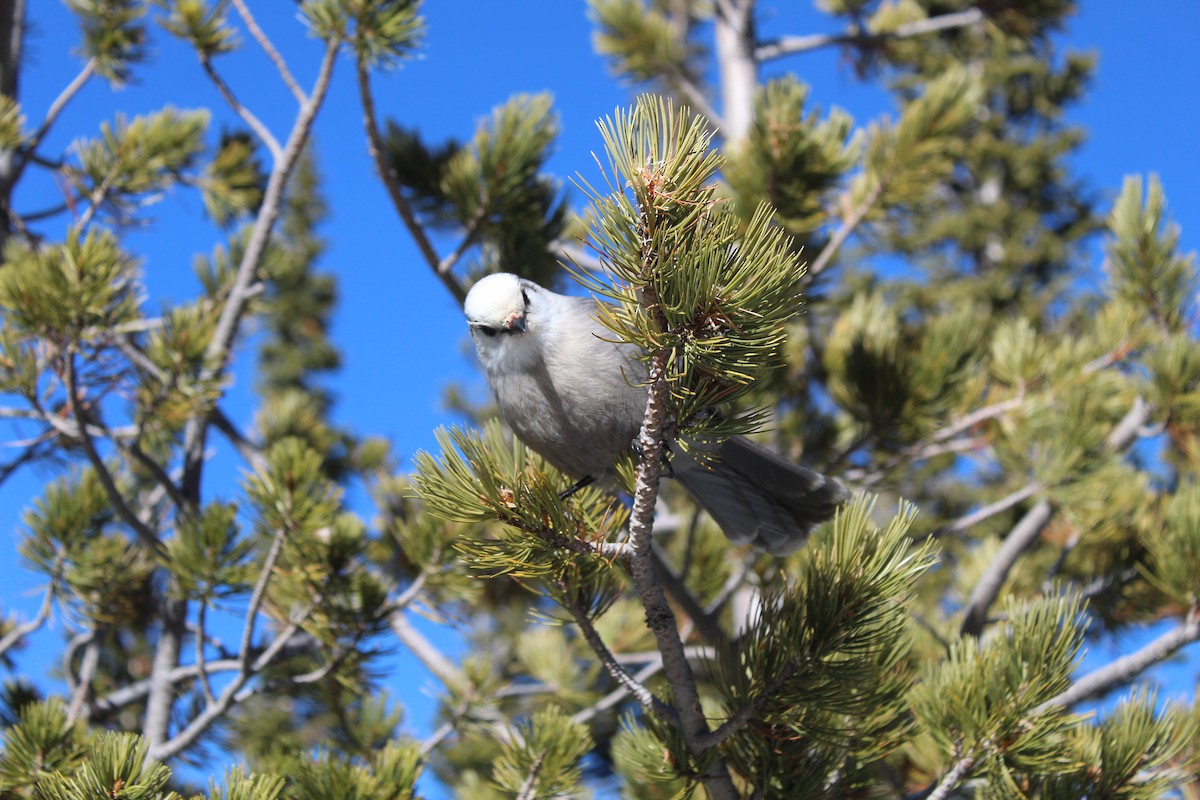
[489,307,646,478]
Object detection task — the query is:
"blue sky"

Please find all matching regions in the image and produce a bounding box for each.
[3,0,1200,783]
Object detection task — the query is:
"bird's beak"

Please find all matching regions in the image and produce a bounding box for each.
[504,312,527,333]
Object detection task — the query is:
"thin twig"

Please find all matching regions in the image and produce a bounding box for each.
[514,750,549,800]
[199,57,283,161]
[195,599,216,705]
[355,59,466,304]
[925,748,980,800]
[960,499,1053,637]
[230,0,307,104]
[6,58,97,197]
[63,351,163,552]
[935,482,1040,538]
[756,8,985,61]
[561,579,677,722]
[67,632,101,724]
[147,608,316,762]
[0,586,53,658]
[238,527,287,672]
[572,660,666,725]
[180,37,339,499]
[807,181,881,279]
[92,633,319,715]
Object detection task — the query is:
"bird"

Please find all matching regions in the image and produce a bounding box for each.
[463,272,846,555]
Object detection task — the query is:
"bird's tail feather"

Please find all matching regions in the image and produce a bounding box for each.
[671,437,847,556]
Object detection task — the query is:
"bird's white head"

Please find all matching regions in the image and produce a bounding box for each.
[464,273,541,371]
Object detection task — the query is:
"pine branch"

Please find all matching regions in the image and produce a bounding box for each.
[389,610,463,689]
[194,598,216,705]
[560,578,678,723]
[198,55,283,161]
[0,584,53,658]
[960,395,1153,637]
[651,547,729,647]
[960,499,1053,637]
[147,602,315,762]
[66,632,100,724]
[63,351,163,552]
[355,59,466,305]
[935,481,1041,538]
[1037,607,1200,712]
[755,8,986,61]
[924,747,981,800]
[91,633,319,715]
[627,346,737,799]
[572,659,666,725]
[229,0,307,104]
[807,178,881,279]
[180,36,338,499]
[11,57,96,189]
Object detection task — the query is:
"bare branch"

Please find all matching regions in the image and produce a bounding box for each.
[514,750,551,800]
[64,351,163,552]
[230,0,307,104]
[925,748,981,800]
[389,610,463,689]
[181,37,340,498]
[67,632,101,724]
[936,482,1041,538]
[238,527,287,673]
[7,57,98,196]
[198,56,283,161]
[651,547,728,646]
[1037,609,1200,713]
[210,407,265,471]
[355,60,466,305]
[0,585,53,658]
[194,599,216,705]
[756,8,986,61]
[807,180,882,279]
[960,499,1053,637]
[1106,395,1151,451]
[92,633,319,715]
[560,578,677,723]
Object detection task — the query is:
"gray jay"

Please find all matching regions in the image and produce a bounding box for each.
[464,272,846,555]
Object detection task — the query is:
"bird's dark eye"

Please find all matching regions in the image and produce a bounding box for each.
[478,325,498,338]
[521,289,530,307]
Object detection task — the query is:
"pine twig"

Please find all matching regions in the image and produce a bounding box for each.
[935,481,1041,538]
[959,395,1153,637]
[960,499,1053,637]
[66,632,101,724]
[91,634,319,715]
[925,747,981,800]
[355,60,466,305]
[230,0,307,104]
[63,351,163,552]
[1037,608,1200,713]
[389,611,463,689]
[198,56,283,161]
[755,8,985,61]
[560,579,678,723]
[0,585,53,658]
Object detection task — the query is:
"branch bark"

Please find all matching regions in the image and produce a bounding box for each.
[355,59,466,305]
[1037,609,1200,713]
[755,8,985,61]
